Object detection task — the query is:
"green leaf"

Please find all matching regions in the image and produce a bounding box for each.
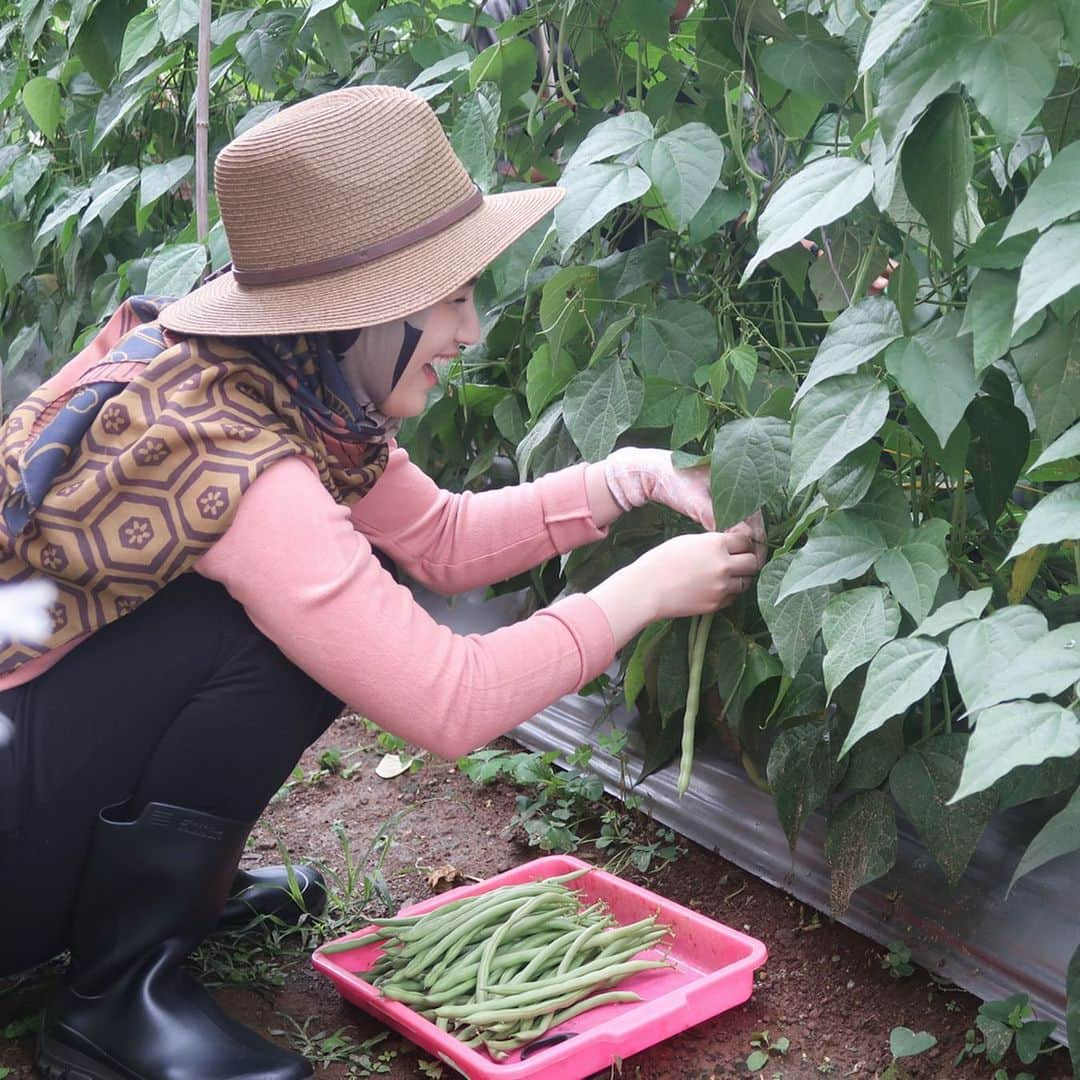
[790,372,889,495]
[884,317,979,447]
[516,402,563,481]
[759,39,857,103]
[449,87,499,193]
[468,37,536,108]
[610,0,673,48]
[539,266,598,365]
[965,394,1031,524]
[236,17,293,91]
[1031,421,1080,470]
[624,621,670,711]
[859,0,930,74]
[562,355,644,462]
[913,588,992,639]
[746,1049,769,1073]
[900,94,972,272]
[590,315,635,368]
[839,637,947,757]
[0,222,35,285]
[657,620,691,722]
[1007,482,1080,560]
[632,301,718,385]
[741,157,874,284]
[961,32,1059,146]
[81,166,140,230]
[825,790,897,914]
[709,416,791,531]
[844,717,905,791]
[301,0,341,28]
[562,112,655,175]
[1011,314,1080,443]
[890,735,996,885]
[779,512,889,600]
[951,701,1080,801]
[960,269,1017,374]
[670,393,708,450]
[757,554,830,677]
[155,0,199,42]
[555,163,652,257]
[795,296,903,404]
[1015,1019,1056,1065]
[822,586,901,700]
[1003,142,1080,241]
[1014,223,1080,333]
[873,521,949,624]
[596,237,669,299]
[144,242,207,298]
[876,7,979,153]
[889,1027,937,1059]
[852,475,914,546]
[21,76,61,140]
[119,8,160,72]
[958,619,1080,715]
[93,80,151,150]
[818,442,878,510]
[726,344,757,390]
[642,123,726,232]
[35,187,91,244]
[1010,784,1080,892]
[407,50,470,92]
[948,606,1047,714]
[904,406,970,483]
[137,155,193,230]
[767,719,835,850]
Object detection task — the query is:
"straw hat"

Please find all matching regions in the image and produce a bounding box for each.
[159,86,563,335]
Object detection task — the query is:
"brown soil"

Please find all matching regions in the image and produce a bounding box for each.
[2,712,1073,1080]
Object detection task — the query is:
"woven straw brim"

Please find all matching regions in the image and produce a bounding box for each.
[159,187,563,335]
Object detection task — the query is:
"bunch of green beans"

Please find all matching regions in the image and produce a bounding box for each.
[318,868,672,1061]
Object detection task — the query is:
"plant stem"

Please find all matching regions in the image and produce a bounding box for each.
[940,674,953,734]
[922,695,933,741]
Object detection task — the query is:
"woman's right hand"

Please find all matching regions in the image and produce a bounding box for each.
[587,524,766,648]
[638,529,763,620]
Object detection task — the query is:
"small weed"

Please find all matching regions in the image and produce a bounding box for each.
[270,1013,396,1075]
[3,1013,41,1039]
[192,812,405,993]
[746,1030,790,1072]
[457,734,686,874]
[954,994,1059,1071]
[881,941,915,978]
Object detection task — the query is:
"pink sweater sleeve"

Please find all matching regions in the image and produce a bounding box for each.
[195,456,616,758]
[350,445,609,593]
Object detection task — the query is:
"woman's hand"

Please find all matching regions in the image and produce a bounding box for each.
[600,447,715,529]
[640,529,764,620]
[587,527,767,648]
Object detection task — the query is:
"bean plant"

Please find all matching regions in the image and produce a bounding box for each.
[1,0,1079,1061]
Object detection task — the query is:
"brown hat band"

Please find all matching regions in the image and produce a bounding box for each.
[231,185,485,287]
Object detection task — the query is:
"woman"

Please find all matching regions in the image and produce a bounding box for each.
[0,87,766,1080]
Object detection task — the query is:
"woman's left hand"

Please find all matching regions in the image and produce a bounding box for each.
[603,448,767,556]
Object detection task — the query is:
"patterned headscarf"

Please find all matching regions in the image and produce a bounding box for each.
[0,295,408,677]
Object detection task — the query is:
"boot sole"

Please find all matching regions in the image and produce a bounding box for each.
[36,1030,136,1080]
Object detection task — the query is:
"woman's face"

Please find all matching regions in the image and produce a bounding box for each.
[377,281,482,418]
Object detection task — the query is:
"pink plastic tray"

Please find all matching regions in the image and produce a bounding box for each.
[312,854,767,1080]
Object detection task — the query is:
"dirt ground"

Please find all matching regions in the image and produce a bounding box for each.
[2,712,1074,1079]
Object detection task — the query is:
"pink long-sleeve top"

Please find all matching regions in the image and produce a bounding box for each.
[0,448,617,758]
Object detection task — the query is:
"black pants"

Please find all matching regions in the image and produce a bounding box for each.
[0,574,342,977]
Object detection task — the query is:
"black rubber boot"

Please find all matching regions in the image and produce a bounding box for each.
[217,864,328,932]
[36,802,313,1080]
